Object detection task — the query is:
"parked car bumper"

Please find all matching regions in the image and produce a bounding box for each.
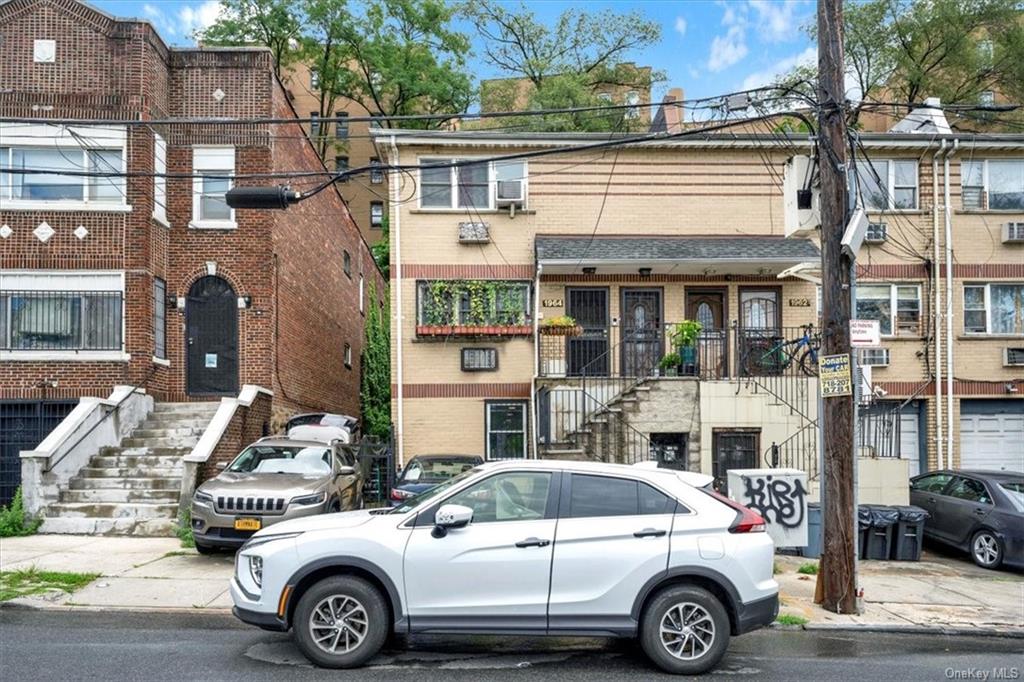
[232,604,289,632]
[191,500,328,549]
[735,594,779,635]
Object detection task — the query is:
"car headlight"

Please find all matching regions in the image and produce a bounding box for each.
[290,492,326,506]
[194,490,213,504]
[249,555,263,587]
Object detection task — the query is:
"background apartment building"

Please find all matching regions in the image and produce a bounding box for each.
[0,0,385,505]
[376,116,1023,490]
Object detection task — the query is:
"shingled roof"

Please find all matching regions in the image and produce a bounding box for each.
[535,236,821,262]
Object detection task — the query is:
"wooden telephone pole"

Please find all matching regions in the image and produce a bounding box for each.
[814,0,859,614]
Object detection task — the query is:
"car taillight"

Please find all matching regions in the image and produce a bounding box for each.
[702,488,766,534]
[390,488,413,501]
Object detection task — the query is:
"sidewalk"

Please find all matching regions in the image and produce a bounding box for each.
[2,534,1022,635]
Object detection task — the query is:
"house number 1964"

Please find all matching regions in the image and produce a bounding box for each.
[542,299,564,307]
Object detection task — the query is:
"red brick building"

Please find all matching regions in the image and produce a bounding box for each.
[0,0,385,501]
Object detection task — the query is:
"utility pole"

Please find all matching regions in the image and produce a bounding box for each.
[814,0,859,614]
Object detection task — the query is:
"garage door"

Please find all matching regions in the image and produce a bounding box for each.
[899,410,921,478]
[960,400,1024,472]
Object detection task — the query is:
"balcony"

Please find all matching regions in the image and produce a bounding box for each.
[415,279,532,339]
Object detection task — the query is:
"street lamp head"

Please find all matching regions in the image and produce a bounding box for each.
[225,186,301,210]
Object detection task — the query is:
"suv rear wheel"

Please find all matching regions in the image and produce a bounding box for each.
[640,584,730,675]
[292,575,388,668]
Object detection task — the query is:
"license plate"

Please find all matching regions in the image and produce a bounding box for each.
[234,517,261,531]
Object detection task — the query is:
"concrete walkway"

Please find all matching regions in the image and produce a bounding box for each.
[2,535,1022,634]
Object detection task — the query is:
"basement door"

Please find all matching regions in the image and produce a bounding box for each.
[186,276,239,396]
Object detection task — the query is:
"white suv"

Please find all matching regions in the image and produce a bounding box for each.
[230,460,778,675]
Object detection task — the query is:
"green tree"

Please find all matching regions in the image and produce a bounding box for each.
[197,0,302,78]
[466,1,662,131]
[360,280,391,439]
[370,214,389,278]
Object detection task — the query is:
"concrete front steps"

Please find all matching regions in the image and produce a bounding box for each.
[40,401,220,537]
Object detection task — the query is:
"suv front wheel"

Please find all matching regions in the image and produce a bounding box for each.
[640,584,730,675]
[292,575,389,668]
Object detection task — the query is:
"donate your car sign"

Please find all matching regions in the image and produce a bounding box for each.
[819,353,852,397]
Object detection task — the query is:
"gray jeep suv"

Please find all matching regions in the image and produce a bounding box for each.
[191,437,363,552]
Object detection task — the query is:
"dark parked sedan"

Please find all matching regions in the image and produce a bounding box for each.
[389,454,483,506]
[909,469,1024,570]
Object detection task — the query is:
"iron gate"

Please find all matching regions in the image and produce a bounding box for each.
[340,434,395,508]
[0,400,77,506]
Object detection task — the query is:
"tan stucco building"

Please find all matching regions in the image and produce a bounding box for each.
[374,113,1024,489]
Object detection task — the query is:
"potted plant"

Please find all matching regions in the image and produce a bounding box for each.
[669,320,703,367]
[540,315,582,337]
[659,352,682,377]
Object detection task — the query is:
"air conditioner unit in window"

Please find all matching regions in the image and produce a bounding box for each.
[1004,347,1024,367]
[1002,222,1024,244]
[865,222,888,244]
[496,179,525,207]
[859,348,890,367]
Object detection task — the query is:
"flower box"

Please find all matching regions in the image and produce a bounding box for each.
[416,324,533,337]
[539,324,583,337]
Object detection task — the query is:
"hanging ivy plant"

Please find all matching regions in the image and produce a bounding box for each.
[419,280,529,327]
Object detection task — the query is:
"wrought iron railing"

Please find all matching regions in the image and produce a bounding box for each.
[537,386,653,465]
[0,290,123,351]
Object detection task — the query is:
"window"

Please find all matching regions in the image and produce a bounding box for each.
[946,477,992,504]
[370,157,383,184]
[740,289,780,329]
[964,283,1024,335]
[462,347,497,371]
[1,290,123,351]
[486,402,527,459]
[417,280,531,327]
[335,112,349,139]
[153,134,167,224]
[979,90,995,108]
[625,91,641,119]
[495,160,526,206]
[191,147,235,228]
[370,201,384,228]
[310,69,319,89]
[567,475,674,518]
[419,157,529,210]
[343,250,352,278]
[335,155,349,178]
[0,147,124,204]
[854,159,918,210]
[343,342,352,368]
[961,160,1024,211]
[309,112,320,138]
[910,473,953,493]
[855,284,921,336]
[153,277,166,359]
[445,471,551,523]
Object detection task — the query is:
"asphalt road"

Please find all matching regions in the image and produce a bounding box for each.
[1,609,1020,681]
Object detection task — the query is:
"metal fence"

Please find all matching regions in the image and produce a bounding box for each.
[0,290,123,351]
[340,434,395,508]
[0,400,77,505]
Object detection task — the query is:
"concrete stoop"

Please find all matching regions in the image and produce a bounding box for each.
[39,401,220,537]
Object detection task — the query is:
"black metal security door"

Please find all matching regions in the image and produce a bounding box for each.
[0,401,76,505]
[712,431,759,491]
[567,288,609,376]
[621,288,663,377]
[186,276,239,396]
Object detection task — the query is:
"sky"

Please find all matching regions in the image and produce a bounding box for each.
[87,0,818,103]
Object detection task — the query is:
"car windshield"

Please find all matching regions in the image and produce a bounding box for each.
[389,467,482,514]
[228,445,332,475]
[997,481,1024,512]
[401,458,479,484]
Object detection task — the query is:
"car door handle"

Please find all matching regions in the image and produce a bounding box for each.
[515,537,550,548]
[634,528,667,538]
[973,508,988,516]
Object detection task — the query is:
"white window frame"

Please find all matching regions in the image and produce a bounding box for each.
[486,401,528,460]
[153,133,168,226]
[418,156,528,211]
[856,283,921,338]
[370,201,384,228]
[0,123,130,212]
[960,159,1024,211]
[0,269,128,361]
[963,283,1024,336]
[190,146,236,229]
[856,158,919,211]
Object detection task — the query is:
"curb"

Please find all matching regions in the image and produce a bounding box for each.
[0,600,234,616]
[800,622,1024,638]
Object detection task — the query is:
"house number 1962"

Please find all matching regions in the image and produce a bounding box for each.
[542,299,564,307]
[788,298,811,307]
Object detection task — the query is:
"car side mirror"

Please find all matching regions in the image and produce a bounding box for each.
[336,465,356,477]
[216,462,228,470]
[431,504,473,538]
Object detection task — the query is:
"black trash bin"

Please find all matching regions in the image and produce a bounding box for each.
[857,505,872,558]
[863,505,899,560]
[890,505,930,561]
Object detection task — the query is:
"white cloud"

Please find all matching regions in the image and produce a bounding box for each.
[708,25,749,72]
[178,1,223,38]
[748,0,810,43]
[142,3,176,37]
[674,16,687,38]
[740,46,817,90]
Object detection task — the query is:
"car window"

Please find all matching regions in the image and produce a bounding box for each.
[333,448,354,468]
[946,477,992,504]
[403,458,479,483]
[287,414,324,429]
[402,461,424,483]
[997,481,1024,512]
[229,445,331,475]
[911,473,953,493]
[389,468,480,515]
[445,472,552,523]
[567,475,674,518]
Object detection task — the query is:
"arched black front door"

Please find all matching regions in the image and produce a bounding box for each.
[186,276,239,396]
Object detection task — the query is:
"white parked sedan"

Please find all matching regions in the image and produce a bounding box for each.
[230,459,778,675]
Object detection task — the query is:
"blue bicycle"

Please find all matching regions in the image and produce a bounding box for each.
[741,324,820,377]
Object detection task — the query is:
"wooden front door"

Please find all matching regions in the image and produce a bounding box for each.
[686,289,727,378]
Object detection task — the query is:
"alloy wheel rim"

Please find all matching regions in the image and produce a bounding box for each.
[974,534,998,565]
[659,602,715,660]
[308,594,369,654]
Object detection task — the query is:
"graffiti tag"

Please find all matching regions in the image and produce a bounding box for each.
[741,475,807,529]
